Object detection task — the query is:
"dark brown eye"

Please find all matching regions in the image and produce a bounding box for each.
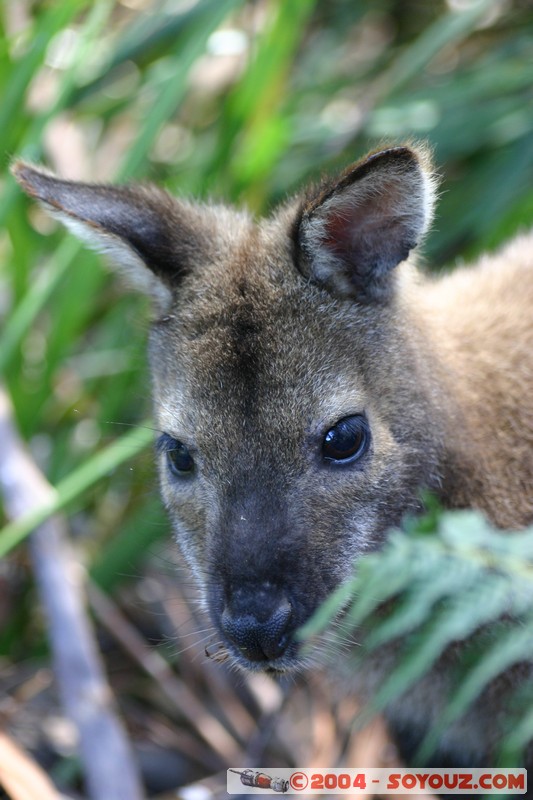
[158,433,194,477]
[322,415,370,464]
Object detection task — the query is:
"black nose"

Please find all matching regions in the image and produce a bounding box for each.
[221,583,293,662]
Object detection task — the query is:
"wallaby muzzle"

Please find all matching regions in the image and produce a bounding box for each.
[220,583,293,663]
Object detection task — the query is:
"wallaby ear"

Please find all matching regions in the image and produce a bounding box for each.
[11,162,208,311]
[295,146,436,303]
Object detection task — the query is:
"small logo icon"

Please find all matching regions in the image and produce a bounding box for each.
[229,769,289,793]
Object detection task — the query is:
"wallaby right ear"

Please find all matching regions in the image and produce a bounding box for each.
[295,146,436,303]
[12,162,208,311]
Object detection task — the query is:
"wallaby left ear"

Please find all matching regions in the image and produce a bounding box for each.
[295,146,436,303]
[11,162,213,312]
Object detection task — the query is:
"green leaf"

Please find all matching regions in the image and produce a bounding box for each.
[118,0,242,180]
[417,620,533,762]
[0,422,153,558]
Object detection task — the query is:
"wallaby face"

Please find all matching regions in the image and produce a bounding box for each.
[148,222,445,671]
[14,146,449,672]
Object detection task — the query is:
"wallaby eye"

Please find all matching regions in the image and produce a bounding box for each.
[158,434,194,477]
[322,415,370,464]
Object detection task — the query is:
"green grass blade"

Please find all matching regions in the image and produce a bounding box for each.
[0,0,116,232]
[90,498,166,590]
[207,0,317,205]
[1,0,242,377]
[0,0,89,151]
[73,0,233,103]
[0,237,81,375]
[0,422,153,558]
[376,0,498,101]
[118,0,242,179]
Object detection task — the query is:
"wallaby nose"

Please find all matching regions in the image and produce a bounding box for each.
[221,583,293,662]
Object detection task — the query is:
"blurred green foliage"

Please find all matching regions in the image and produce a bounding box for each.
[1,0,533,653]
[302,506,533,766]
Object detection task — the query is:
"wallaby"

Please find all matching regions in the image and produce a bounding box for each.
[13,145,533,773]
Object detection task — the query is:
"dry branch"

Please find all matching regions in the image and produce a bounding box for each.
[87,579,242,766]
[0,730,62,800]
[0,386,145,800]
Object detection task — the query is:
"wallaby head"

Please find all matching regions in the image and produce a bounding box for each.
[14,146,449,672]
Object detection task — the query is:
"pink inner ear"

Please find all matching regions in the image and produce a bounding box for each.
[321,196,382,261]
[295,146,433,301]
[323,212,355,254]
[321,176,416,258]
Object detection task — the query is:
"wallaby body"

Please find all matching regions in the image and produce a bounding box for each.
[14,146,533,771]
[418,239,533,528]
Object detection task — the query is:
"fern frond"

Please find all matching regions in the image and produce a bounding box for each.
[417,620,533,762]
[304,507,533,764]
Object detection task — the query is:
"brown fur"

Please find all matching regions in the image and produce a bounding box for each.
[417,240,533,527]
[12,146,533,770]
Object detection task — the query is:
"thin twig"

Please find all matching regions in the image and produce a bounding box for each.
[87,580,242,766]
[0,730,62,800]
[0,386,145,800]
